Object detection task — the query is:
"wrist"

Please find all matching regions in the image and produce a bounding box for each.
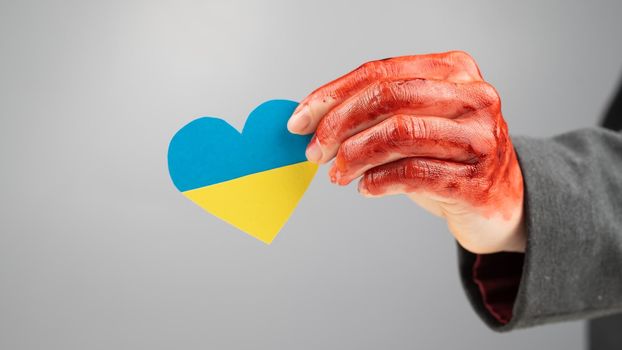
[449,198,526,254]
[502,204,526,253]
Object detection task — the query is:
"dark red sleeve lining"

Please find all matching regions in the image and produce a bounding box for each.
[472,252,525,325]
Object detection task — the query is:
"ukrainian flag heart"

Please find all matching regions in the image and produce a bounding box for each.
[167,100,318,244]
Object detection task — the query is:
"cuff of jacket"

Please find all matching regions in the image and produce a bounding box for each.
[458,130,622,331]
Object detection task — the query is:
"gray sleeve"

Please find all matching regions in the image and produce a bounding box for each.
[458,127,622,331]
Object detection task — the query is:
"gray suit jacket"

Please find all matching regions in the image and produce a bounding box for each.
[459,128,622,331]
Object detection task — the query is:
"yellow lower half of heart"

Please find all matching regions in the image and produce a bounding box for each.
[182,161,318,244]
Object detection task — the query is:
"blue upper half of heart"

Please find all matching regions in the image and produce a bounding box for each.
[168,100,312,192]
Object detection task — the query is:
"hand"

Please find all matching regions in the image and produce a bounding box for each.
[287,51,525,254]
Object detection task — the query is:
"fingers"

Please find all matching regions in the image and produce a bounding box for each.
[329,115,488,185]
[307,79,499,163]
[358,157,486,201]
[287,51,484,135]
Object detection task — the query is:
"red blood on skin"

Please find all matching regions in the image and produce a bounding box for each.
[311,79,497,159]
[300,52,484,110]
[329,114,484,185]
[297,52,523,221]
[358,117,523,220]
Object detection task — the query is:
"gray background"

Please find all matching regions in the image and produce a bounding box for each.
[1,0,621,349]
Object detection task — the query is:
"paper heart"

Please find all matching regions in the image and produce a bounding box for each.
[167,100,318,244]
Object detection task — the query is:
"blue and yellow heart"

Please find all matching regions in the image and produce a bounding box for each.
[167,100,317,244]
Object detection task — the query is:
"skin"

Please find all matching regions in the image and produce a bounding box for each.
[288,51,526,254]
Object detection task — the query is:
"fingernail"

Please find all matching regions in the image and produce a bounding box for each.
[329,167,339,184]
[329,166,350,186]
[306,139,323,163]
[287,105,310,133]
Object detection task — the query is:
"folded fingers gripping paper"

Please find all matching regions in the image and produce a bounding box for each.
[167,100,318,244]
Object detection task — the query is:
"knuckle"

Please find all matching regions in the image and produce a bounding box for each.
[383,117,404,145]
[475,82,501,108]
[383,115,423,146]
[378,79,398,101]
[446,50,483,82]
[367,80,398,114]
[367,80,384,103]
[464,119,497,159]
[358,60,386,79]
[411,117,430,140]
[403,115,429,140]
[356,61,374,77]
[381,116,439,153]
[448,50,477,66]
[480,132,498,155]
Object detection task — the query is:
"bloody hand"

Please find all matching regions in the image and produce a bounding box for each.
[288,51,525,254]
